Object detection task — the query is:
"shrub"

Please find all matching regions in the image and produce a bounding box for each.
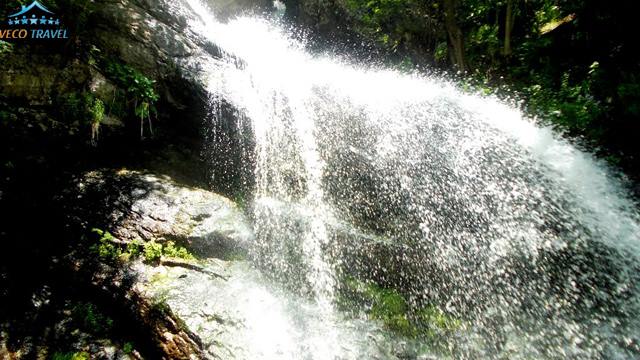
[103,60,159,138]
[58,92,106,144]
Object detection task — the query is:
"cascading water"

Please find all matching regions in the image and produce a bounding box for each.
[185,1,640,358]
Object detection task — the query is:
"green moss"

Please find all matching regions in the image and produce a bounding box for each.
[89,229,195,263]
[415,305,462,341]
[51,352,90,360]
[362,283,416,337]
[142,240,164,263]
[339,278,461,341]
[89,228,122,262]
[162,241,195,261]
[143,240,194,263]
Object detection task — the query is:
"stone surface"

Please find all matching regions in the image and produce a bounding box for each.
[70,169,254,258]
[132,257,412,360]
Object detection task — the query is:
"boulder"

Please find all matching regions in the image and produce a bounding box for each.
[69,169,254,258]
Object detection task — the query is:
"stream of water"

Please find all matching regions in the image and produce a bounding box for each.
[184,1,640,358]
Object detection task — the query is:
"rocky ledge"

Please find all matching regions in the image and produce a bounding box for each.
[70,169,254,258]
[64,169,256,358]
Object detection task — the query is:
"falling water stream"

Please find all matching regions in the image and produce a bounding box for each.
[176,1,640,358]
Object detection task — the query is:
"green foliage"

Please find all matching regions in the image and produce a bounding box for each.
[521,61,607,142]
[466,23,499,67]
[554,69,604,132]
[51,352,90,360]
[335,0,640,169]
[89,229,194,264]
[125,238,144,259]
[123,342,134,354]
[345,0,439,57]
[534,2,562,31]
[89,228,122,262]
[617,79,640,117]
[71,302,114,335]
[89,98,105,125]
[434,42,448,62]
[60,92,101,124]
[143,240,194,263]
[162,241,194,260]
[103,60,159,138]
[142,240,164,263]
[0,41,13,57]
[104,61,158,106]
[58,92,105,144]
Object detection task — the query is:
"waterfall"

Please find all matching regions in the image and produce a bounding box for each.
[185,0,640,358]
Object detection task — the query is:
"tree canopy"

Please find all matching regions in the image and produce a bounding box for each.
[310,0,640,173]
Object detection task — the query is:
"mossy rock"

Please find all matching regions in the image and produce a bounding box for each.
[339,278,462,341]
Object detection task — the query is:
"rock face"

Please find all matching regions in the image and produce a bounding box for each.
[92,0,214,82]
[1,0,273,105]
[70,169,254,258]
[0,0,262,151]
[61,169,258,359]
[0,1,269,358]
[203,0,273,21]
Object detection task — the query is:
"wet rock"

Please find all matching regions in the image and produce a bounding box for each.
[0,54,90,105]
[70,256,207,360]
[92,0,204,80]
[133,257,417,360]
[69,169,254,258]
[203,0,273,21]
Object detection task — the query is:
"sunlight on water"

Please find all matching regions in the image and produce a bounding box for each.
[183,0,640,358]
[140,261,396,360]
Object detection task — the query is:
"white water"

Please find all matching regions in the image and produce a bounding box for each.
[184,0,640,358]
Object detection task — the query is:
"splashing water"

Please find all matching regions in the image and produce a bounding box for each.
[185,0,640,358]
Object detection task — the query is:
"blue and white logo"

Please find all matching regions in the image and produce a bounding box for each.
[1,1,69,40]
